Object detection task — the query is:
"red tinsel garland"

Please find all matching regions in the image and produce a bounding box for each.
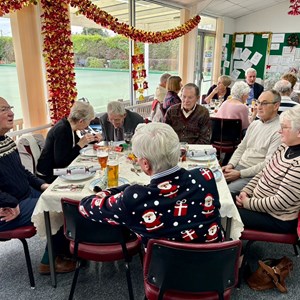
[0,0,36,16]
[288,0,300,15]
[70,0,200,43]
[40,0,77,123]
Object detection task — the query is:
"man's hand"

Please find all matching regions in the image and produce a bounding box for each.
[221,164,234,173]
[236,192,249,208]
[223,169,240,182]
[0,205,20,222]
[41,183,50,191]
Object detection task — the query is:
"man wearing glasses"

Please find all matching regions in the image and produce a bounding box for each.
[222,90,282,197]
[100,101,144,142]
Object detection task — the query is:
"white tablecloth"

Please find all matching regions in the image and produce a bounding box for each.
[31,145,243,240]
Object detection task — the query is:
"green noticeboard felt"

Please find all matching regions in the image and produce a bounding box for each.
[232,32,271,80]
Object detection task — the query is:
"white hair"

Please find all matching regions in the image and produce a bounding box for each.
[231,81,250,99]
[274,80,292,96]
[245,68,257,76]
[132,123,180,173]
[69,101,95,122]
[280,105,300,131]
[107,101,126,115]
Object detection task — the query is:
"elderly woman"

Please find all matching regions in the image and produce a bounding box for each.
[162,75,183,113]
[236,106,300,233]
[204,75,232,104]
[80,123,223,245]
[281,72,299,103]
[37,101,100,183]
[215,81,250,130]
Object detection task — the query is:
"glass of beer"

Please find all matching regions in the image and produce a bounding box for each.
[97,149,108,170]
[107,152,119,188]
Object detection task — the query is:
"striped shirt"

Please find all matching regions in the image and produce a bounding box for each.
[279,96,299,114]
[242,144,300,221]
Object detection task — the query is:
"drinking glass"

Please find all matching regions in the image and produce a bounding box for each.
[107,152,119,188]
[179,142,188,162]
[97,149,108,170]
[124,131,133,144]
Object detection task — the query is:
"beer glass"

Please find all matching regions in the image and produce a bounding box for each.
[107,152,119,188]
[97,149,108,170]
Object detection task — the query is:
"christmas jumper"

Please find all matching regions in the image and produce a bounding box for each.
[80,166,224,245]
[164,103,211,144]
[242,144,300,221]
[0,135,44,208]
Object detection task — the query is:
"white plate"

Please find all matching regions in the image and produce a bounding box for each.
[80,147,97,157]
[59,167,96,181]
[89,177,129,191]
[188,154,216,162]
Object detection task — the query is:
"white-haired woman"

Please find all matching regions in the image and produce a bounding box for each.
[37,101,101,183]
[80,122,223,246]
[236,105,300,233]
[215,81,251,130]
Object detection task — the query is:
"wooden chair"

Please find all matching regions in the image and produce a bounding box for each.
[0,225,37,288]
[61,198,143,300]
[143,239,242,300]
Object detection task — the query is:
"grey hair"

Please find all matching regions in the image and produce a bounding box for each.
[274,80,292,96]
[182,83,200,97]
[231,81,250,99]
[69,101,95,122]
[245,68,257,76]
[160,73,171,84]
[107,101,126,115]
[132,123,180,174]
[268,89,281,103]
[280,105,300,131]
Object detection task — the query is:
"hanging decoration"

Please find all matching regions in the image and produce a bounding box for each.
[70,0,200,43]
[40,0,77,123]
[287,33,299,51]
[288,0,300,15]
[1,0,201,123]
[132,43,148,101]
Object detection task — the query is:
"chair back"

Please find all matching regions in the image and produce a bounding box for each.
[210,117,242,146]
[144,239,242,300]
[16,133,45,174]
[61,198,134,246]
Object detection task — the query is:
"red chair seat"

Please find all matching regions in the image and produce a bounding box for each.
[145,283,232,300]
[0,226,36,240]
[241,229,298,244]
[69,238,141,262]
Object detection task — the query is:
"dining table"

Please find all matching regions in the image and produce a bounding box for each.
[31,143,243,287]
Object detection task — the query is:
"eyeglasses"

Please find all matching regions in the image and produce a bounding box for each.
[0,106,14,113]
[255,101,276,106]
[280,126,292,131]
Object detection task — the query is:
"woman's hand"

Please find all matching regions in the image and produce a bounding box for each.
[0,205,20,222]
[235,192,248,208]
[77,133,98,148]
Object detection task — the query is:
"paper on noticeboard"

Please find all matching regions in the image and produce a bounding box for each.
[241,48,251,61]
[235,34,244,43]
[271,43,280,50]
[250,52,263,66]
[243,60,253,71]
[268,55,280,64]
[230,69,241,81]
[245,34,254,47]
[224,61,230,68]
[233,47,242,59]
[271,33,285,43]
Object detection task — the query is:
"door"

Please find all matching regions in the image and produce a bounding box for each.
[195,31,216,101]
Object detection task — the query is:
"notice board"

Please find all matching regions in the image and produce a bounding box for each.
[221,34,233,76]
[231,32,272,80]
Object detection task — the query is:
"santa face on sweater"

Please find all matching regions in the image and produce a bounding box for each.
[158,181,178,198]
[140,209,164,231]
[205,223,219,242]
[200,193,215,218]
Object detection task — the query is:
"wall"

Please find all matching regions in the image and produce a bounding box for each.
[234,2,300,33]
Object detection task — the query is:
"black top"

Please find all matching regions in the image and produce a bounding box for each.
[37,118,81,180]
[206,85,231,101]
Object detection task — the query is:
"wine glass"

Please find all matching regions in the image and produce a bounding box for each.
[124,131,133,144]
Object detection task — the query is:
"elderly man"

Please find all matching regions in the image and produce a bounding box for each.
[245,68,264,105]
[100,101,144,141]
[274,79,299,114]
[222,90,282,197]
[164,83,210,144]
[155,73,171,103]
[0,97,76,274]
[80,123,223,245]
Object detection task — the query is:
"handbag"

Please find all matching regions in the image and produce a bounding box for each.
[246,256,293,293]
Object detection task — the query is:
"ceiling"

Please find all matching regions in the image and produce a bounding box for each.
[69,0,288,32]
